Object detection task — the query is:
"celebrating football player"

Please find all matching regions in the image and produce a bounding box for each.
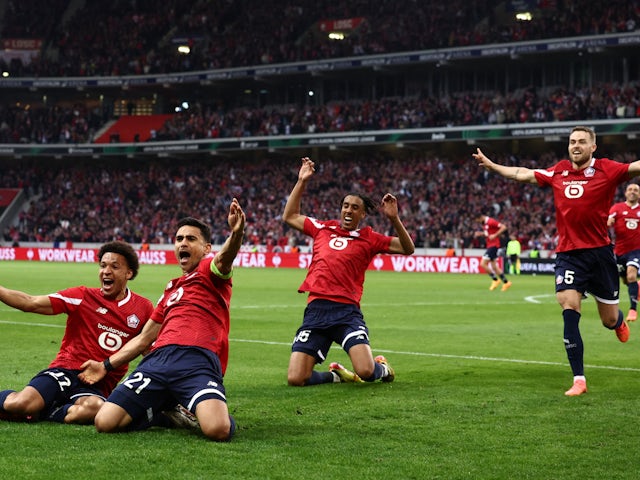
[0,241,153,424]
[473,126,640,396]
[81,198,245,441]
[283,157,414,387]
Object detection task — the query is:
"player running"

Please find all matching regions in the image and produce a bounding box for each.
[473,126,640,396]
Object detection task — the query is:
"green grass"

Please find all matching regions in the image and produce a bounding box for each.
[1,262,639,479]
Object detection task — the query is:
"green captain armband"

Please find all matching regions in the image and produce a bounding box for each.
[211,259,233,279]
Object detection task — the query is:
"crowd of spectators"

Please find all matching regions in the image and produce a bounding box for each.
[0,102,105,144]
[5,148,627,255]
[0,1,638,144]
[1,0,639,76]
[151,83,640,141]
[1,82,640,145]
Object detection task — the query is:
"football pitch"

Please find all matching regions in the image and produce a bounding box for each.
[0,262,639,479]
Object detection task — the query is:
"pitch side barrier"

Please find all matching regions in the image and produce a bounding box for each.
[0,247,554,274]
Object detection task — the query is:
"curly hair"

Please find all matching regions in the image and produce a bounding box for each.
[98,241,140,280]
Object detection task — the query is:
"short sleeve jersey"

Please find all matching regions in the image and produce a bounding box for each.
[48,286,154,396]
[298,217,393,306]
[482,217,503,248]
[150,256,232,374]
[534,157,630,252]
[608,201,640,256]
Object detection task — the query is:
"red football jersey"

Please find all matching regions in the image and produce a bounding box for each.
[298,217,393,306]
[150,256,232,374]
[49,286,154,396]
[534,157,629,253]
[608,201,640,256]
[482,216,503,248]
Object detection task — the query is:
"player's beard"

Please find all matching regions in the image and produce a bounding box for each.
[570,151,591,168]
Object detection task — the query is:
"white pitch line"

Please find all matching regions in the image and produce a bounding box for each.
[230,339,640,373]
[0,297,551,314]
[3,319,636,373]
[0,320,65,328]
[524,294,556,304]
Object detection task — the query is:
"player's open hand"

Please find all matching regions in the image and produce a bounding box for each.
[380,193,399,218]
[472,148,494,170]
[228,198,246,233]
[78,359,107,385]
[298,157,315,181]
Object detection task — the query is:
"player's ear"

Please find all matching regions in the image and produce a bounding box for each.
[126,270,133,280]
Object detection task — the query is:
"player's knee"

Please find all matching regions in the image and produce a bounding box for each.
[4,392,41,415]
[93,413,114,433]
[94,405,125,433]
[355,365,375,380]
[287,374,306,387]
[200,420,233,442]
[287,366,310,386]
[67,397,104,424]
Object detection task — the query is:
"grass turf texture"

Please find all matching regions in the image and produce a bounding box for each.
[0,262,639,479]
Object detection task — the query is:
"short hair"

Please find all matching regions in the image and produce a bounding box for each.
[570,126,596,143]
[98,241,140,280]
[176,216,212,243]
[341,193,377,214]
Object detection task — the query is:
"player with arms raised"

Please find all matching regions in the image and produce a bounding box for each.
[473,126,640,396]
[283,157,414,387]
[81,199,245,441]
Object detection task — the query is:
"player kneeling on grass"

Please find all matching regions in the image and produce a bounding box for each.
[283,157,415,386]
[80,200,245,441]
[0,241,154,424]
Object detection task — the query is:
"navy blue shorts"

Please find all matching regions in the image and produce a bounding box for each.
[28,368,105,418]
[554,245,619,303]
[291,299,370,364]
[106,345,226,421]
[616,249,640,277]
[483,246,499,260]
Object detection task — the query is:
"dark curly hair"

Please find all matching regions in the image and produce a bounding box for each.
[98,241,140,280]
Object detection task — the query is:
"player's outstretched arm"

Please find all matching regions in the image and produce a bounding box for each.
[0,285,54,315]
[628,159,640,178]
[472,148,537,184]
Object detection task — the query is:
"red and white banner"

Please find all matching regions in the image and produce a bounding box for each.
[0,247,489,273]
[318,17,365,32]
[2,39,42,50]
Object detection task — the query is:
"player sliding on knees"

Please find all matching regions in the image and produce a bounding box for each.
[283,156,415,386]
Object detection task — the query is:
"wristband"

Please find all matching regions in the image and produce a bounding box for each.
[103,358,115,372]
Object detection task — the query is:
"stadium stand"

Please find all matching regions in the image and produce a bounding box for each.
[0,0,639,251]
